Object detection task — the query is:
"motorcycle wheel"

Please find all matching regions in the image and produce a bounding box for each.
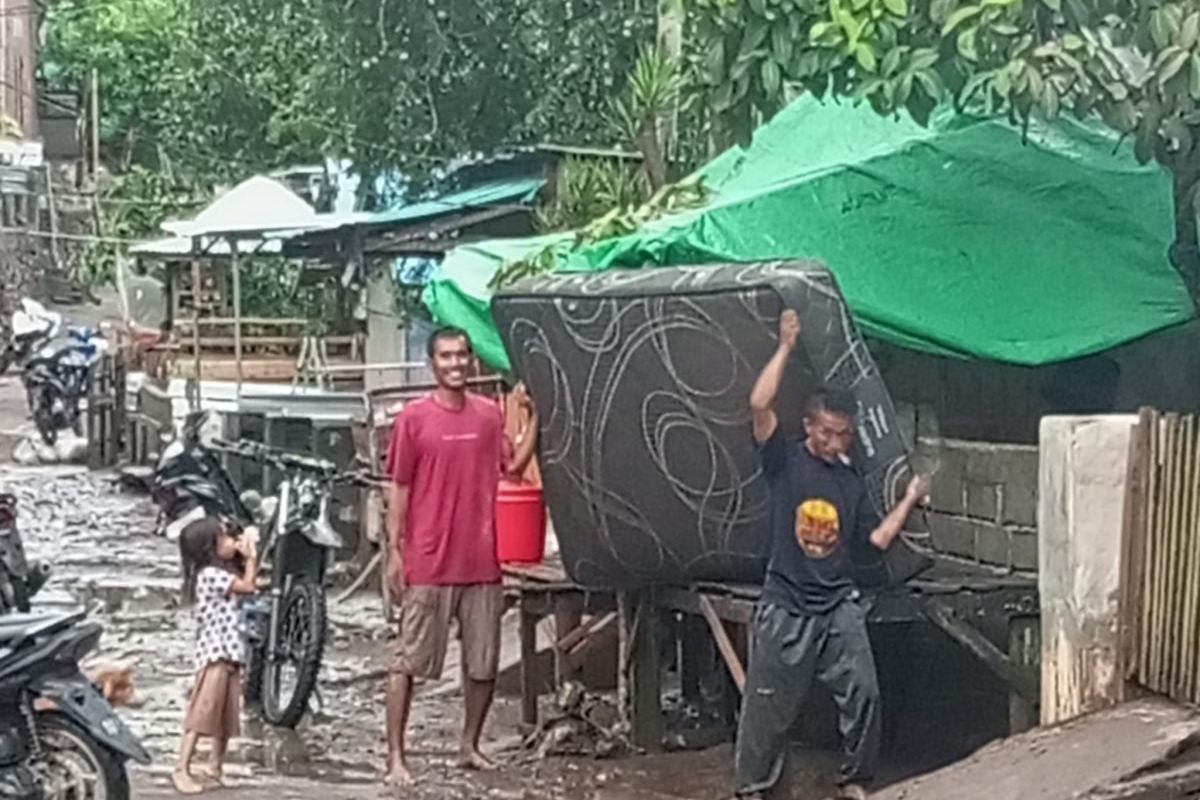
[262,580,326,729]
[243,637,266,707]
[33,390,58,447]
[33,712,130,800]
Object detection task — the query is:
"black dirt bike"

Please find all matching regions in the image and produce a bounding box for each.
[174,436,373,729]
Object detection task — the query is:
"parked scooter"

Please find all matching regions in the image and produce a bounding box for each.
[0,299,62,377]
[0,494,51,615]
[0,611,151,800]
[22,326,109,447]
[151,412,251,541]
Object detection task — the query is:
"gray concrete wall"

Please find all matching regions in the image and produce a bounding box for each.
[914,435,1040,574]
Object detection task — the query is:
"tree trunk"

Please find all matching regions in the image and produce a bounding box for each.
[656,0,684,161]
[637,121,669,192]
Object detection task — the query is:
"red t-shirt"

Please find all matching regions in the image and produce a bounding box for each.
[385,393,510,586]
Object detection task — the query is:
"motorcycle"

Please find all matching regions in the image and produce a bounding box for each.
[22,327,109,447]
[216,440,352,729]
[151,412,251,541]
[0,299,62,377]
[151,424,363,728]
[0,494,51,615]
[0,610,151,800]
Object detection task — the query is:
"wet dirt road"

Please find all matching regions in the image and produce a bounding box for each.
[7,466,752,800]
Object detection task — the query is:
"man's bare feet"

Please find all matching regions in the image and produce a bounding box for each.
[383,761,414,787]
[836,783,869,800]
[457,748,497,771]
[172,768,204,795]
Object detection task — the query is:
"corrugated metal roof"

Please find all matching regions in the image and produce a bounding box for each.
[345,177,544,228]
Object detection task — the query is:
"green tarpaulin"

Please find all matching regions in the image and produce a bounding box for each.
[424,97,1195,372]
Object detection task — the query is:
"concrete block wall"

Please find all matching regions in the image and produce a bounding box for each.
[916,436,1040,574]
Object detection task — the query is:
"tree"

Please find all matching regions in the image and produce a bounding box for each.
[691,0,1200,296]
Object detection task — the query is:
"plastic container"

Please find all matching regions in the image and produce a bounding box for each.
[496,480,546,563]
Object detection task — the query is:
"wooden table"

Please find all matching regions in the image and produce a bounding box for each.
[503,556,1040,747]
[503,556,616,730]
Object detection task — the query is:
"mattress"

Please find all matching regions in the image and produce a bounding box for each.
[492,260,931,588]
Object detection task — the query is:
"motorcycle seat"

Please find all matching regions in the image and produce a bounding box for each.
[0,610,84,648]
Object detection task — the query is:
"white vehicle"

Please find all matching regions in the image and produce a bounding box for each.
[1,298,63,375]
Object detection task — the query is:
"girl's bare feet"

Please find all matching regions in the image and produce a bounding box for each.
[196,763,225,787]
[172,768,204,795]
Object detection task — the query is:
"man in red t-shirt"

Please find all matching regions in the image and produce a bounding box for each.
[382,326,537,787]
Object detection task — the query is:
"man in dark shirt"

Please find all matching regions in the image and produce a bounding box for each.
[734,309,930,800]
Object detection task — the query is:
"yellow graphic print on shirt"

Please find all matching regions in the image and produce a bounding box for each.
[795,498,840,559]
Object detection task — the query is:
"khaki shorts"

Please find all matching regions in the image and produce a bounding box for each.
[391,584,503,682]
[184,660,241,739]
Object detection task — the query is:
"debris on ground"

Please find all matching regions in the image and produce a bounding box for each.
[11,432,88,465]
[524,681,630,760]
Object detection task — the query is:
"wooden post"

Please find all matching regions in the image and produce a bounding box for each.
[520,600,540,731]
[619,591,663,752]
[230,239,243,396]
[1008,615,1040,734]
[189,259,202,409]
[112,355,127,463]
[43,164,61,274]
[90,69,100,179]
[1120,409,1153,685]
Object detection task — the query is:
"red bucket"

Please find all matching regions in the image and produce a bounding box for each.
[496,480,546,563]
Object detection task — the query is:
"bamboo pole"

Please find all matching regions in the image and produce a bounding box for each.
[230,238,243,397]
[1181,417,1200,700]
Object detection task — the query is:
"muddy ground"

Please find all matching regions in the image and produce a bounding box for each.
[12,465,1197,800]
[9,466,768,800]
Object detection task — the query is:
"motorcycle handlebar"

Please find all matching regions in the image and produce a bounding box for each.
[210,438,386,487]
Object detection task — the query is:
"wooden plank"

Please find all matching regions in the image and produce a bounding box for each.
[1181,415,1200,702]
[1119,410,1153,683]
[177,317,313,328]
[555,611,617,654]
[554,605,585,685]
[180,335,357,349]
[698,594,746,693]
[923,599,1039,706]
[658,586,755,625]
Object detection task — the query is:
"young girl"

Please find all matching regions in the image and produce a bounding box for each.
[174,517,258,795]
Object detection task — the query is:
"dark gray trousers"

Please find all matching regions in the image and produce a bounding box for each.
[733,598,881,796]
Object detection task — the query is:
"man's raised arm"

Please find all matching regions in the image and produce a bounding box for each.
[750,309,800,443]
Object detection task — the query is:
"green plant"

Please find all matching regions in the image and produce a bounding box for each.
[489,173,708,289]
[607,44,690,188]
[536,156,649,232]
[688,0,1200,296]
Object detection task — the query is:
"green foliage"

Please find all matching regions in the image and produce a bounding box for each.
[689,0,1200,291]
[536,156,650,233]
[44,0,655,181]
[488,173,709,289]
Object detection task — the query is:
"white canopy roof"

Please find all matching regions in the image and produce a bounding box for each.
[160,176,320,239]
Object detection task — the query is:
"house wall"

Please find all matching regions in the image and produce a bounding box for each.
[901,431,1040,574]
[875,320,1200,445]
[364,269,433,391]
[0,0,37,137]
[1038,415,1136,725]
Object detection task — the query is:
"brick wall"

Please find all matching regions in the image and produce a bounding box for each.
[916,436,1039,574]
